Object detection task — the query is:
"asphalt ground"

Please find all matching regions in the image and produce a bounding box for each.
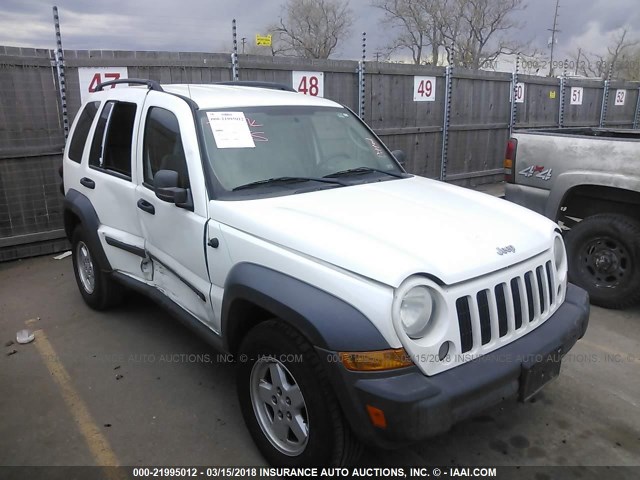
[1,248,639,479]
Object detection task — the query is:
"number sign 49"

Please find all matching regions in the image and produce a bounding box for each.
[292,71,324,97]
[413,76,436,102]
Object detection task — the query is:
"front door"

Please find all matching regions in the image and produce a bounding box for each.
[135,92,214,326]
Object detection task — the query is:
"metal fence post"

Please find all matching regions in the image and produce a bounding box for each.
[599,80,610,128]
[599,65,613,128]
[358,32,366,119]
[633,87,640,129]
[440,65,452,181]
[509,55,521,137]
[231,19,239,81]
[558,72,566,128]
[52,6,68,140]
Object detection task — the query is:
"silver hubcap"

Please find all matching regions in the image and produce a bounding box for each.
[76,241,95,294]
[250,357,309,456]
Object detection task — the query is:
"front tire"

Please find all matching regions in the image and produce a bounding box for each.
[71,226,122,310]
[237,321,361,466]
[565,214,640,309]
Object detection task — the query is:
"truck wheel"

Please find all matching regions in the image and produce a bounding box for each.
[565,214,640,309]
[236,320,361,466]
[71,226,122,310]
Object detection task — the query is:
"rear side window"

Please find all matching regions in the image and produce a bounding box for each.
[68,101,99,162]
[89,101,137,178]
[142,107,189,188]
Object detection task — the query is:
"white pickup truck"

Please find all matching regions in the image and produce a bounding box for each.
[505,128,640,309]
[62,79,589,466]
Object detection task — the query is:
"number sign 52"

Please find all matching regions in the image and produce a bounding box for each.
[413,76,436,102]
[292,71,324,97]
[614,89,626,106]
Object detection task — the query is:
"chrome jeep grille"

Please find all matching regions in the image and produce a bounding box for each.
[456,260,557,354]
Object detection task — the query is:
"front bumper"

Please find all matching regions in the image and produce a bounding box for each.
[320,283,589,449]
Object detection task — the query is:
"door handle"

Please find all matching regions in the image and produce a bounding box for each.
[80,177,95,189]
[137,199,155,215]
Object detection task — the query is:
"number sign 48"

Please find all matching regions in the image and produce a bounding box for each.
[292,71,324,97]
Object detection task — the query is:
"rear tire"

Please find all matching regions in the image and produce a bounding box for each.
[71,226,123,310]
[565,214,640,309]
[236,320,361,466]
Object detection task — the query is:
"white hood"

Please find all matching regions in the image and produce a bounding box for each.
[211,176,557,287]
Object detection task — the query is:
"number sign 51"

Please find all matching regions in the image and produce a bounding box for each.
[413,76,436,102]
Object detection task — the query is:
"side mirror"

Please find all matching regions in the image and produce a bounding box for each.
[391,149,407,168]
[154,170,193,210]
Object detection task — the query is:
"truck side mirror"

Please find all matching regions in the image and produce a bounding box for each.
[154,169,193,211]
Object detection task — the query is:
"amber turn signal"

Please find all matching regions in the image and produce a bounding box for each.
[366,405,387,428]
[340,348,413,371]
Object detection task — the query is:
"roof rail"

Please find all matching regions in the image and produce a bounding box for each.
[95,78,164,92]
[216,81,296,92]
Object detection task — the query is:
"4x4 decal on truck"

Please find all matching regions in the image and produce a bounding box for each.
[519,165,553,181]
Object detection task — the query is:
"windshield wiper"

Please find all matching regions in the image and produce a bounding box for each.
[323,166,406,179]
[232,176,347,191]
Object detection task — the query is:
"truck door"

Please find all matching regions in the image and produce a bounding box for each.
[78,90,147,280]
[134,91,214,327]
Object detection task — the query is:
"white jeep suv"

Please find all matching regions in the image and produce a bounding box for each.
[62,79,590,466]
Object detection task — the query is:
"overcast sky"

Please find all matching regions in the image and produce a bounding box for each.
[1,0,638,66]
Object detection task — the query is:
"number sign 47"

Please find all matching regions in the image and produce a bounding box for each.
[78,67,129,102]
[88,72,121,92]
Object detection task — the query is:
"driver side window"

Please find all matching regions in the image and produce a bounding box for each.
[142,107,190,189]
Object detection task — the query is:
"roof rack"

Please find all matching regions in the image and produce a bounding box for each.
[95,78,164,92]
[216,81,296,92]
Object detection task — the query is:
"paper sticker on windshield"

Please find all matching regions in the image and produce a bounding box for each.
[206,112,255,149]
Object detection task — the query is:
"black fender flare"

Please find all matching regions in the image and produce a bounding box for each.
[63,188,112,271]
[222,263,391,352]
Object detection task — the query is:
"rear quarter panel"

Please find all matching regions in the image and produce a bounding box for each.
[512,131,640,218]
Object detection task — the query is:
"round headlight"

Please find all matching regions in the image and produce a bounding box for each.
[400,286,434,339]
[554,236,566,270]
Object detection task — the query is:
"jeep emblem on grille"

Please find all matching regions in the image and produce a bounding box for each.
[496,245,516,255]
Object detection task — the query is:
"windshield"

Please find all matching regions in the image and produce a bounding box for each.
[198,106,404,195]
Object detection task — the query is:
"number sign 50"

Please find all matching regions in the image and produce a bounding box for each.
[292,71,324,97]
[413,76,436,102]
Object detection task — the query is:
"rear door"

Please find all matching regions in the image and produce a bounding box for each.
[76,89,148,280]
[135,91,214,327]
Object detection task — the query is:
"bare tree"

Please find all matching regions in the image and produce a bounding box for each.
[436,0,527,69]
[606,28,640,79]
[373,0,444,65]
[617,46,640,81]
[568,28,640,79]
[274,0,353,59]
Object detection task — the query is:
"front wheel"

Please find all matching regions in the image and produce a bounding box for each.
[236,321,361,466]
[565,214,640,309]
